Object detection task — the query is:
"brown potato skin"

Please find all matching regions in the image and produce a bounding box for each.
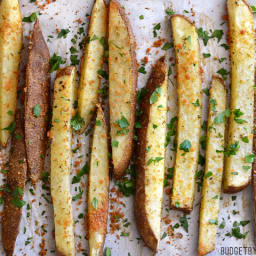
[134,56,166,252]
[25,19,50,185]
[109,0,138,179]
[2,111,27,256]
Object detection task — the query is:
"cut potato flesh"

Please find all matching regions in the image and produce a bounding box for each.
[135,57,167,251]
[51,67,77,256]
[109,0,137,178]
[198,77,226,256]
[78,0,107,132]
[224,0,255,192]
[170,15,202,212]
[0,0,22,146]
[88,105,109,256]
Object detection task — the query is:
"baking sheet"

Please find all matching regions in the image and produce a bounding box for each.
[0,0,256,255]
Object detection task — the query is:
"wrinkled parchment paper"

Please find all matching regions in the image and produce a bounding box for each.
[0,0,256,255]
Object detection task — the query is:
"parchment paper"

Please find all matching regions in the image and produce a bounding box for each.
[0,0,256,255]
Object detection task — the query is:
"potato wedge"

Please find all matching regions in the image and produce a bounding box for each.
[170,15,202,212]
[134,56,167,251]
[78,0,107,132]
[25,19,50,185]
[0,0,22,147]
[2,111,27,256]
[253,84,256,243]
[109,0,137,179]
[88,105,109,256]
[198,77,226,256]
[51,66,77,256]
[224,0,255,193]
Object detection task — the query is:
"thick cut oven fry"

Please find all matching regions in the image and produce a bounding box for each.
[253,78,256,244]
[109,0,137,179]
[0,0,22,147]
[51,66,77,256]
[88,105,109,256]
[198,77,226,256]
[78,0,107,132]
[223,0,255,193]
[2,111,27,256]
[25,19,50,185]
[134,57,168,251]
[170,15,202,212]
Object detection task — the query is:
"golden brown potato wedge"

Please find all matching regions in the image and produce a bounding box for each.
[78,0,107,132]
[51,66,77,256]
[253,83,256,244]
[2,111,27,256]
[170,15,202,212]
[135,56,168,251]
[0,0,22,147]
[223,0,255,193]
[109,0,137,179]
[198,77,226,256]
[88,105,109,256]
[25,19,50,185]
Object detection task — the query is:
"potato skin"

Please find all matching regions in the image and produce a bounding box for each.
[2,111,27,256]
[109,0,137,179]
[25,19,50,185]
[0,0,23,147]
[134,56,166,252]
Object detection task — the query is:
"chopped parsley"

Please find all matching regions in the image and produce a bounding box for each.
[217,68,229,80]
[192,99,200,107]
[180,215,188,232]
[10,187,26,208]
[213,109,230,124]
[179,139,192,152]
[70,55,79,65]
[165,116,177,147]
[97,69,108,79]
[209,98,217,112]
[225,141,240,157]
[244,154,255,163]
[92,197,98,210]
[50,53,65,72]
[203,53,211,58]
[72,162,89,184]
[138,65,146,74]
[147,157,164,166]
[23,12,37,22]
[162,42,173,50]
[104,247,112,256]
[57,29,70,38]
[3,121,16,134]
[33,104,41,118]
[166,8,175,16]
[71,113,85,131]
[153,23,161,37]
[233,109,246,124]
[112,140,119,148]
[150,86,161,104]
